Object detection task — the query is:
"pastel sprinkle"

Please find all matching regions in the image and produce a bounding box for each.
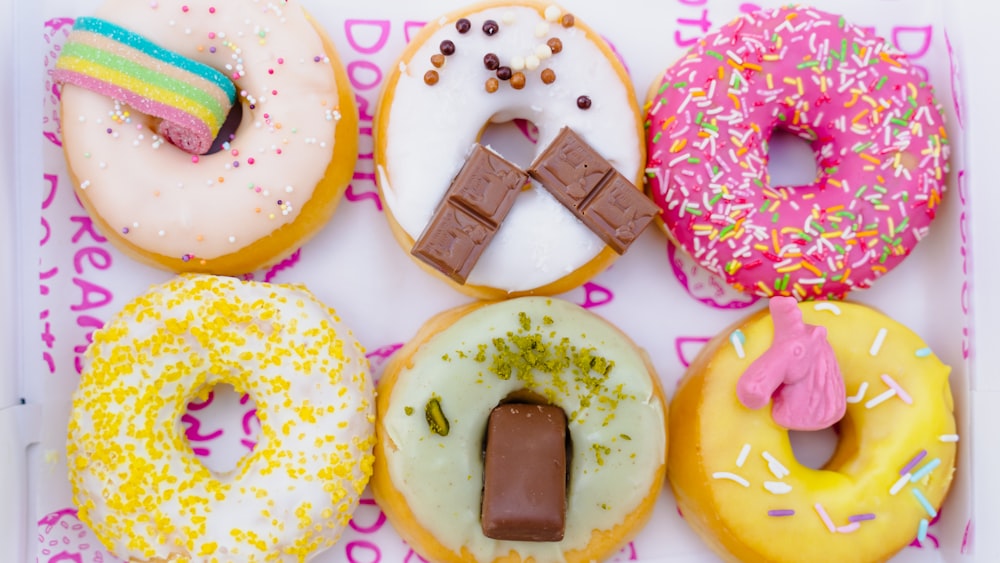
[869,328,887,356]
[762,451,789,479]
[890,473,911,495]
[915,347,933,357]
[917,518,930,542]
[736,444,751,468]
[880,374,913,405]
[813,302,842,315]
[712,472,750,487]
[939,434,960,443]
[912,488,938,518]
[764,481,792,494]
[730,329,746,359]
[836,522,861,533]
[768,509,795,517]
[864,388,896,409]
[846,381,869,404]
[848,513,876,522]
[910,458,941,482]
[814,503,836,533]
[900,450,927,475]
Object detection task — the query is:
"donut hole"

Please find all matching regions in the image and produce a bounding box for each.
[478,118,540,175]
[182,383,259,474]
[202,101,244,155]
[788,423,840,470]
[765,129,820,188]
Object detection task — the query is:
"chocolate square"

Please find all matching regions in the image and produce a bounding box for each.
[411,144,528,284]
[528,127,658,255]
[481,403,567,542]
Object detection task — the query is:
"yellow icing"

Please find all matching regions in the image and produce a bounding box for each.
[67,274,376,562]
[669,301,958,562]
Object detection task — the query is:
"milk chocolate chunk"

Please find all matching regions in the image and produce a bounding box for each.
[529,127,658,253]
[481,403,567,542]
[412,145,528,283]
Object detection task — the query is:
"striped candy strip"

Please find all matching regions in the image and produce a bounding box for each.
[53,17,236,154]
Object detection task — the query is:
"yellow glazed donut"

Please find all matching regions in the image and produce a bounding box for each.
[669,298,958,562]
[374,1,649,299]
[55,0,358,275]
[68,274,376,562]
[372,297,668,563]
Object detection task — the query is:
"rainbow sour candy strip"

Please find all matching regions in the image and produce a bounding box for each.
[54,17,236,155]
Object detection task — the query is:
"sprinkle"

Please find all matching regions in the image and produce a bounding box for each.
[576,95,592,110]
[846,381,869,404]
[881,374,913,404]
[890,473,911,495]
[543,5,561,21]
[869,328,887,356]
[915,347,933,357]
[736,444,751,468]
[768,509,795,517]
[918,518,930,542]
[910,458,941,482]
[762,451,789,479]
[712,472,750,487]
[900,450,927,475]
[865,388,896,409]
[814,504,836,533]
[837,522,861,533]
[939,434,960,443]
[730,329,746,359]
[813,302,841,315]
[848,513,876,522]
[912,488,938,518]
[764,481,792,494]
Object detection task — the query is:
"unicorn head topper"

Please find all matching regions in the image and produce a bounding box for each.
[736,297,846,431]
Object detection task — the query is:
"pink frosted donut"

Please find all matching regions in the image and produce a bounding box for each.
[644,5,949,300]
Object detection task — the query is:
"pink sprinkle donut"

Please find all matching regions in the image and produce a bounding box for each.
[644,5,949,300]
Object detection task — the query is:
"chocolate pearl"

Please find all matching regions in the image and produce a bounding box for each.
[484,52,500,70]
[576,95,592,109]
[541,68,556,84]
[483,19,499,35]
[510,72,526,90]
[561,13,575,28]
[496,66,512,81]
[456,18,471,33]
[431,54,445,68]
[547,37,563,54]
[424,70,439,86]
[485,77,499,93]
[440,40,456,56]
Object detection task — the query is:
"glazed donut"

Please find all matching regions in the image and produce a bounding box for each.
[669,297,958,562]
[55,0,358,275]
[374,1,651,299]
[644,5,950,300]
[68,274,375,561]
[372,297,668,562]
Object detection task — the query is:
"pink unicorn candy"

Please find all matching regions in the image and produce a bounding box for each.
[736,297,846,431]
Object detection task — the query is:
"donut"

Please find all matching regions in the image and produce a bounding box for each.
[372,297,668,562]
[54,0,358,275]
[67,274,376,561]
[644,5,950,300]
[669,297,958,562]
[374,1,657,299]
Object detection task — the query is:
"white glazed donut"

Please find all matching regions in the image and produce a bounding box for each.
[68,274,375,562]
[374,1,646,298]
[56,0,358,275]
[372,297,668,562]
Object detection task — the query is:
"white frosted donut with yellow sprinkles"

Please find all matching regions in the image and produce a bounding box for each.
[68,274,375,562]
[669,300,957,562]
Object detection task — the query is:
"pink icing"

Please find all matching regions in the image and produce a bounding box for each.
[736,297,846,431]
[645,6,949,301]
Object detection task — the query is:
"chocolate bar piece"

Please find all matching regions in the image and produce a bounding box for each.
[481,403,567,542]
[529,127,659,253]
[412,145,528,283]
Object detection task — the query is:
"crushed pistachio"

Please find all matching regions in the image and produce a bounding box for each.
[404,406,414,416]
[425,396,449,436]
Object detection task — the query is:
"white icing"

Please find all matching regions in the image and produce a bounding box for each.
[378,5,641,292]
[68,275,375,561]
[382,297,666,561]
[60,0,340,261]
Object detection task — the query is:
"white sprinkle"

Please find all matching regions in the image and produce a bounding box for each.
[510,55,525,71]
[79,180,91,190]
[736,444,751,468]
[712,472,750,487]
[814,503,836,532]
[764,481,792,494]
[762,451,789,479]
[846,381,869,404]
[501,10,515,24]
[939,434,960,443]
[525,55,540,71]
[837,522,861,533]
[813,302,842,315]
[535,21,550,37]
[535,43,553,59]
[870,328,887,356]
[544,5,561,21]
[228,236,237,243]
[730,330,746,359]
[890,473,910,495]
[865,388,896,409]
[157,230,166,237]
